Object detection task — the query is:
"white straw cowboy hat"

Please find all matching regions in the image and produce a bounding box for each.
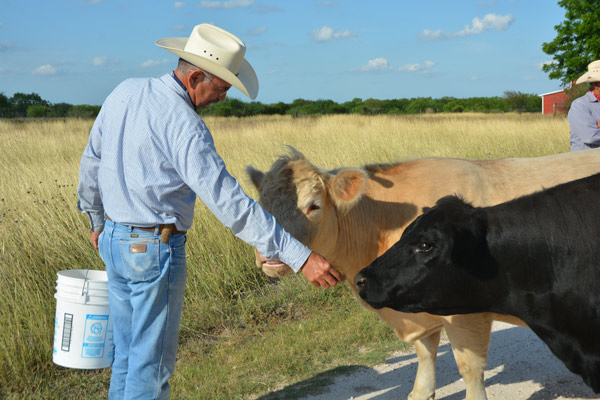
[156,24,258,100]
[576,60,600,85]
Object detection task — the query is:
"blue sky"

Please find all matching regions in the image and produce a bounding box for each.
[0,0,568,106]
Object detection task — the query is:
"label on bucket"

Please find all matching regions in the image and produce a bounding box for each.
[81,314,109,358]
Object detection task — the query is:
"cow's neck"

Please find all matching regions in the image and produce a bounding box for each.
[330,191,417,281]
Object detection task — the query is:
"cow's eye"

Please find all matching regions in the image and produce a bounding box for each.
[307,203,321,214]
[416,241,432,253]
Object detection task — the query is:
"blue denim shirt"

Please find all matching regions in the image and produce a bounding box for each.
[567,91,600,151]
[77,72,310,271]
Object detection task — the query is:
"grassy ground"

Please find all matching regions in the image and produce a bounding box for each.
[0,114,570,399]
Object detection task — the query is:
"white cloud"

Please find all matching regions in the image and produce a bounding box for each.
[398,60,435,72]
[358,58,435,73]
[141,59,170,68]
[172,24,186,31]
[92,56,107,67]
[461,13,514,34]
[174,1,185,9]
[419,13,514,41]
[360,58,392,72]
[33,64,57,75]
[248,26,267,36]
[310,26,356,42]
[420,29,445,41]
[199,0,254,9]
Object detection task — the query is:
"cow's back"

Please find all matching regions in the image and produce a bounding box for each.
[361,148,600,258]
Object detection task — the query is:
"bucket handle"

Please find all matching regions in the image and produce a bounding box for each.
[81,250,97,296]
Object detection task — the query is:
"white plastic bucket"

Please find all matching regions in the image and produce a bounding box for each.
[53,269,114,369]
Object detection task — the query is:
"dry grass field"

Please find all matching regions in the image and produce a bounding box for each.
[0,114,572,399]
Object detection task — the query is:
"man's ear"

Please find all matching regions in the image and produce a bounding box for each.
[188,69,204,88]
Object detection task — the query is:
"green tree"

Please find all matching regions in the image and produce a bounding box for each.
[67,104,101,118]
[0,93,13,117]
[363,98,386,114]
[263,101,290,115]
[504,91,532,112]
[405,97,435,114]
[542,0,600,85]
[10,92,48,117]
[27,104,52,118]
[442,99,465,113]
[51,102,73,118]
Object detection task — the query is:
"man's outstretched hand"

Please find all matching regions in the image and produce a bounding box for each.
[301,252,345,289]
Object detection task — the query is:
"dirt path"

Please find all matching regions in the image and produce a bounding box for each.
[298,322,597,400]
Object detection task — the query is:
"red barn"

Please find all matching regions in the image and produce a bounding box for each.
[540,89,569,115]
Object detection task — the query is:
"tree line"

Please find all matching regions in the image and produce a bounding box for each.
[0,92,101,118]
[199,91,542,117]
[0,90,543,120]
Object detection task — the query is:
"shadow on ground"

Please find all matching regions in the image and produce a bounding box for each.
[256,324,597,400]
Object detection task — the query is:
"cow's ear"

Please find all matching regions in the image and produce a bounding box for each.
[329,168,368,210]
[245,165,265,189]
[451,210,497,279]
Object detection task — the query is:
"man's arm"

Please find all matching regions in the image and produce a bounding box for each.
[77,113,106,241]
[173,126,342,284]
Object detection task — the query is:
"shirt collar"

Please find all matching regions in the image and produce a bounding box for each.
[170,71,196,109]
[591,90,600,102]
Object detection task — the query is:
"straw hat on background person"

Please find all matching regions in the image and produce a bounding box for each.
[156,23,259,100]
[575,60,600,85]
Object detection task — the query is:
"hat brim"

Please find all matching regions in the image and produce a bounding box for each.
[576,72,600,85]
[156,37,258,100]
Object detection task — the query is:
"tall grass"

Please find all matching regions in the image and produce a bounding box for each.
[0,114,571,399]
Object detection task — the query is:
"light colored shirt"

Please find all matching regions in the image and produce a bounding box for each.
[77,72,310,272]
[567,90,600,151]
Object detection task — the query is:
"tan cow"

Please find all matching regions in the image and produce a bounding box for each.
[246,147,600,400]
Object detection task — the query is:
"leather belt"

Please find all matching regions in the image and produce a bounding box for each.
[105,215,186,243]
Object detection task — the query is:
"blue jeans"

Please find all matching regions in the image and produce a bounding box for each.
[99,218,187,400]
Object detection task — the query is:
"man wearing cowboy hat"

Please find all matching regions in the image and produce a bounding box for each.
[77,24,343,399]
[568,59,600,151]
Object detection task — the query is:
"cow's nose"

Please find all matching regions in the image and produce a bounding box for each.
[354,273,367,290]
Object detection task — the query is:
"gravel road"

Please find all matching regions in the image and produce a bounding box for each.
[297,321,597,400]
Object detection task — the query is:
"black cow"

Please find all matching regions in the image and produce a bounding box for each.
[355,172,600,392]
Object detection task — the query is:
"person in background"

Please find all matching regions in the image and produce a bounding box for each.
[568,59,600,151]
[77,23,343,399]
